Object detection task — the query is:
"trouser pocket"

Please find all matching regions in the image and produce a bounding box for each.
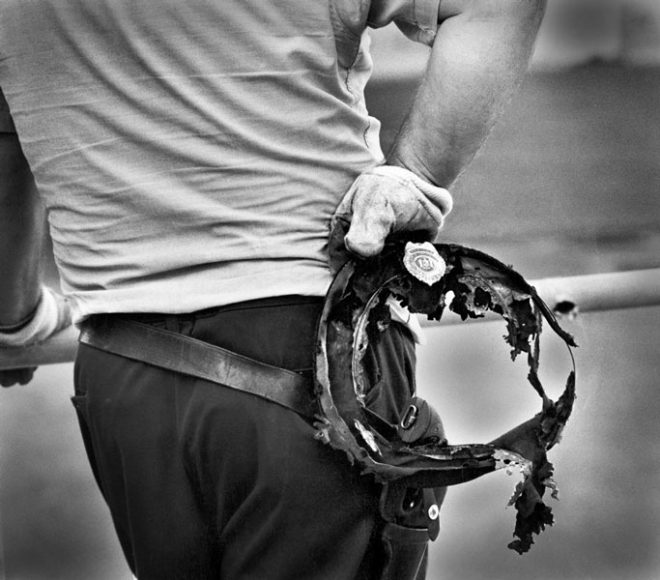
[70,394,88,421]
[70,392,104,493]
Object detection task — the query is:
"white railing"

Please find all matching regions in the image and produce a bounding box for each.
[423,267,660,326]
[0,268,658,370]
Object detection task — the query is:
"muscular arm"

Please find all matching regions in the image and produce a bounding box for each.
[388,0,547,187]
[0,132,44,327]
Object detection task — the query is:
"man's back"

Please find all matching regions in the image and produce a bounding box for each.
[0,0,383,320]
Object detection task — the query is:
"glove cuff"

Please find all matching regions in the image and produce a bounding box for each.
[367,165,453,223]
[0,287,71,347]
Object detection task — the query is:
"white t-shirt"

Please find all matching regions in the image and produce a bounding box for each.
[0,0,439,321]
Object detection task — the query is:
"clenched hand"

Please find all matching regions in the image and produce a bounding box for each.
[328,165,452,272]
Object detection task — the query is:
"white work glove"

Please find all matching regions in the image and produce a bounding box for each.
[0,286,72,386]
[328,165,453,272]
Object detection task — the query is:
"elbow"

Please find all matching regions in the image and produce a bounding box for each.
[447,0,547,28]
[504,0,548,49]
[477,0,547,28]
[512,0,547,29]
[452,0,547,46]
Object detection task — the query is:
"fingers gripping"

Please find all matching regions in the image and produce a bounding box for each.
[331,165,453,263]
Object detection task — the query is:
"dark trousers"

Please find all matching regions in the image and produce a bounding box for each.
[72,296,423,579]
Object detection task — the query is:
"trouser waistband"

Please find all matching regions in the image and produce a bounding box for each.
[79,314,318,418]
[85,295,325,376]
[80,295,324,418]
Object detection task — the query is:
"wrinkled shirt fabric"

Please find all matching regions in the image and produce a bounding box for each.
[0,0,439,321]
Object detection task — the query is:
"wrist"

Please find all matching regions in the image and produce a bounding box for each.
[0,300,42,333]
[0,287,71,347]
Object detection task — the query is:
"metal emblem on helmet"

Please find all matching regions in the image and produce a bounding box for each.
[403,242,446,286]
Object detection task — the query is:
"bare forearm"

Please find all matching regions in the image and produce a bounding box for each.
[0,134,44,326]
[388,0,547,187]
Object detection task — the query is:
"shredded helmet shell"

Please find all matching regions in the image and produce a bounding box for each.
[314,240,577,554]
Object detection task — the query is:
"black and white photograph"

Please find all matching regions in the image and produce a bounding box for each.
[1,1,658,579]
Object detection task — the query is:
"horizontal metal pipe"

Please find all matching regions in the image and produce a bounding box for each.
[536,268,660,312]
[0,324,79,370]
[423,267,660,326]
[1,268,659,370]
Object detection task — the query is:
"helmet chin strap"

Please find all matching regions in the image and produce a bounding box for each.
[315,239,577,554]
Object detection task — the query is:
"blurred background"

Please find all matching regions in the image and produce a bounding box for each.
[1,1,659,578]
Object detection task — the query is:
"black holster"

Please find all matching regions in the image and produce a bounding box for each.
[370,394,447,580]
[377,481,446,580]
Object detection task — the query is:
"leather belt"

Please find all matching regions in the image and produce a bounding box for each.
[79,316,316,419]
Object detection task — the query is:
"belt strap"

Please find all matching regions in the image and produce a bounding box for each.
[79,317,316,419]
